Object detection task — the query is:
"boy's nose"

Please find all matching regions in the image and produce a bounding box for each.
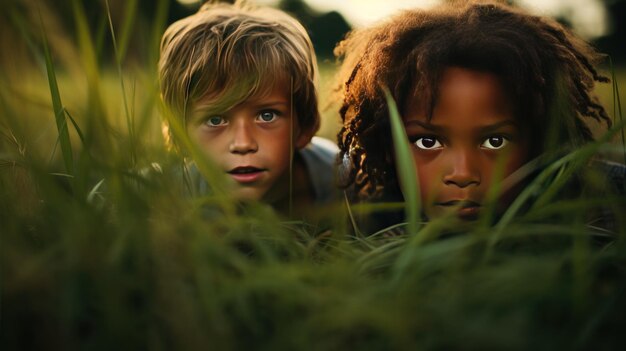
[442,150,480,188]
[229,121,258,154]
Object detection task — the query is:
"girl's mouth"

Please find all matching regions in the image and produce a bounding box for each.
[227,166,266,183]
[436,200,481,220]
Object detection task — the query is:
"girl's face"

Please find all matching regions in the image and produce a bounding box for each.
[402,67,530,220]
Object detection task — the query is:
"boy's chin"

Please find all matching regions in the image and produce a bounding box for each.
[230,186,267,203]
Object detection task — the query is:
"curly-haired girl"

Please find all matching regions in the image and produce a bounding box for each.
[335,1,624,228]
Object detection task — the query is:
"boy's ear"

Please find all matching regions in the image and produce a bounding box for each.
[294,127,314,149]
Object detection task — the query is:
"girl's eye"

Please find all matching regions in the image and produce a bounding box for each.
[414,137,443,150]
[481,136,508,150]
[205,116,227,127]
[257,110,278,123]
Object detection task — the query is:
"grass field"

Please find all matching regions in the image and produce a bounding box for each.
[1,1,626,349]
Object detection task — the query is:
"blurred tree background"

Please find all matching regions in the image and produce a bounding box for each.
[0,0,623,149]
[595,0,626,61]
[2,0,624,69]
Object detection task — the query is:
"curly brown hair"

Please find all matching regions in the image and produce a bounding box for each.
[335,0,610,200]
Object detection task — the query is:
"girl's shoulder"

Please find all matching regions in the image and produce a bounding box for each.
[580,159,626,239]
[586,159,626,195]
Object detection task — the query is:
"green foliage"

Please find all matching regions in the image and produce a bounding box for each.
[39,9,73,176]
[384,87,421,237]
[1,2,626,350]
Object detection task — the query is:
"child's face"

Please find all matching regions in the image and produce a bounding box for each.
[187,83,311,202]
[402,67,530,220]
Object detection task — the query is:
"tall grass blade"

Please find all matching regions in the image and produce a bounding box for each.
[608,57,625,164]
[106,0,136,165]
[344,191,362,237]
[117,0,139,62]
[64,109,86,146]
[72,0,99,87]
[38,7,73,175]
[383,87,420,235]
[9,8,44,70]
[150,0,170,65]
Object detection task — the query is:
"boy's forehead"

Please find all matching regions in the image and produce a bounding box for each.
[250,78,292,99]
[194,76,293,112]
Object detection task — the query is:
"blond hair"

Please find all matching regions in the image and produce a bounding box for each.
[159,1,319,139]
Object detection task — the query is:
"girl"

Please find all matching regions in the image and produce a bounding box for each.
[335,1,624,230]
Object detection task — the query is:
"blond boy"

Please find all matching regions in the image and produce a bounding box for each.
[158,1,337,216]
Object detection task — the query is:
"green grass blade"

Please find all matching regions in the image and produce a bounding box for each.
[383,87,420,235]
[343,191,363,237]
[117,0,139,61]
[149,0,170,66]
[64,109,86,146]
[9,7,44,70]
[106,0,136,166]
[72,0,116,156]
[38,7,73,175]
[72,0,100,86]
[608,57,625,164]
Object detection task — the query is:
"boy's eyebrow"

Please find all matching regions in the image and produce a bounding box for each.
[250,100,290,109]
[191,99,289,115]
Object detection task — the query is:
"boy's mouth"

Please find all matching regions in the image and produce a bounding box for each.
[435,200,481,220]
[227,166,266,183]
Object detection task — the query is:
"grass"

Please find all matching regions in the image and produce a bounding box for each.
[1,1,626,350]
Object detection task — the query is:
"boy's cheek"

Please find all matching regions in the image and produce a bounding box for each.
[187,129,226,161]
[295,128,314,149]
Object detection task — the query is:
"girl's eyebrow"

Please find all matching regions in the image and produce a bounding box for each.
[404,119,518,133]
[481,120,518,133]
[404,119,443,132]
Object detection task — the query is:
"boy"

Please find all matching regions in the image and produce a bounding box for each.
[158,1,338,217]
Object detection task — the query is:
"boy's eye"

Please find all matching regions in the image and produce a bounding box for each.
[257,111,278,123]
[481,136,508,150]
[414,137,443,150]
[205,116,227,127]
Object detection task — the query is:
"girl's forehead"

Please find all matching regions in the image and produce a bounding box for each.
[405,66,513,116]
[404,67,517,126]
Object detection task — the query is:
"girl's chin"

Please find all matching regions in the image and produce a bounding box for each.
[426,205,482,221]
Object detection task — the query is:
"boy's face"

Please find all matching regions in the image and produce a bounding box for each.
[187,83,312,202]
[402,67,530,220]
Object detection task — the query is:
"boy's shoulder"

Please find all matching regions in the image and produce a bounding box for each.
[299,136,339,165]
[171,137,340,202]
[298,137,340,204]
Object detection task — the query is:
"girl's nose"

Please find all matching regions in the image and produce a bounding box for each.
[229,120,258,154]
[442,149,480,188]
